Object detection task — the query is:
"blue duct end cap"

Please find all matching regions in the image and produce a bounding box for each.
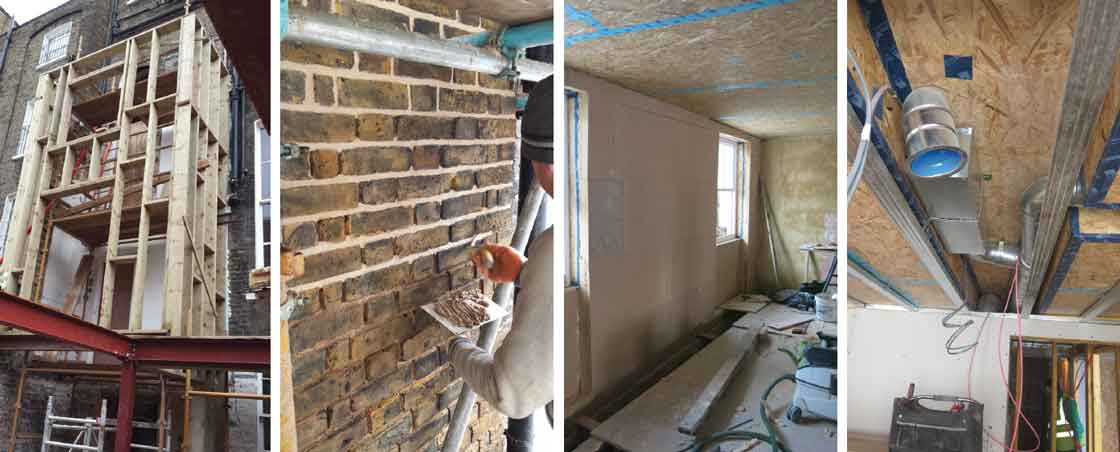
[909,148,965,178]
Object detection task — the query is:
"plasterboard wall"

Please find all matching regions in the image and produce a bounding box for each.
[848,307,1120,450]
[566,68,754,410]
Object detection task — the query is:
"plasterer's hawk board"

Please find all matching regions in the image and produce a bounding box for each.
[565,0,837,138]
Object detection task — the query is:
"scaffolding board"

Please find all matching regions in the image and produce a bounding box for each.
[0,14,231,338]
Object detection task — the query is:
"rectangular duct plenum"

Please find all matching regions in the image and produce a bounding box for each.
[911,129,984,255]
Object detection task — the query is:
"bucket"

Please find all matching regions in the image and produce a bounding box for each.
[815,294,837,323]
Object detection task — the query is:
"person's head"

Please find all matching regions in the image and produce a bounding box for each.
[522,75,553,197]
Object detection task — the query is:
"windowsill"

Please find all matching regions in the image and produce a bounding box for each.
[11,154,23,160]
[716,237,742,247]
[36,56,66,70]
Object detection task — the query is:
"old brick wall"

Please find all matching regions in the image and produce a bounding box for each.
[280,0,520,450]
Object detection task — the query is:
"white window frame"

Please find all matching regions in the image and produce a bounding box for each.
[14,99,34,159]
[38,21,72,67]
[565,89,588,288]
[253,120,271,268]
[716,135,747,244]
[0,194,14,259]
[256,373,271,452]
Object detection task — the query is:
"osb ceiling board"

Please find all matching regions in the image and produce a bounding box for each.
[443,0,552,24]
[565,0,836,138]
[881,0,1078,295]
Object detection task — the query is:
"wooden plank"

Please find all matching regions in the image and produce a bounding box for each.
[162,15,196,336]
[677,333,756,435]
[60,255,94,316]
[591,322,763,451]
[129,27,161,331]
[719,295,770,313]
[734,304,815,331]
[1,75,53,292]
[1023,0,1120,315]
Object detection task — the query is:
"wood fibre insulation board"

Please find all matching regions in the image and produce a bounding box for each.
[565,0,836,137]
[847,0,978,306]
[590,324,762,451]
[1082,34,1120,208]
[1038,208,1120,317]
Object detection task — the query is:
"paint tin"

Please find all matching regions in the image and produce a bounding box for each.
[815,294,837,323]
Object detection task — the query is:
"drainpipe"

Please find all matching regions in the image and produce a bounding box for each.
[1019,177,1084,270]
[442,179,546,452]
[228,68,244,192]
[282,9,551,82]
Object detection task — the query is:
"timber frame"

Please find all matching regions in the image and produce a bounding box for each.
[0,14,231,337]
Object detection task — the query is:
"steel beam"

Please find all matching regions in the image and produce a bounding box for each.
[131,337,270,371]
[114,360,136,452]
[0,291,131,357]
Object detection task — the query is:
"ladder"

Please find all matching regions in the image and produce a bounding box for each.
[40,396,171,451]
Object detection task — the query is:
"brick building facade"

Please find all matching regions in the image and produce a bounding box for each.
[0,1,268,450]
[280,0,522,450]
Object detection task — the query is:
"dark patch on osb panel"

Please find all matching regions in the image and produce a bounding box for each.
[565,0,836,137]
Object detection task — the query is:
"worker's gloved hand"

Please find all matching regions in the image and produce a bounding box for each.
[472,244,526,283]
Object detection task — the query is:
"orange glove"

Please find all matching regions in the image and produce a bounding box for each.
[471,244,526,283]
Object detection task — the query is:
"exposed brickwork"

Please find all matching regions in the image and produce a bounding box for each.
[282,1,518,450]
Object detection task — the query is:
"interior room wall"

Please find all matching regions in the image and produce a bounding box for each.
[566,69,754,412]
[848,306,1120,450]
[753,135,837,290]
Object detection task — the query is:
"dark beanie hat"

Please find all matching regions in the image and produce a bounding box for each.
[521,75,553,164]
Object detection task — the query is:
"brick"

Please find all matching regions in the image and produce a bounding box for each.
[297,411,328,443]
[327,340,351,369]
[478,118,517,138]
[362,240,394,265]
[441,193,485,219]
[479,73,511,90]
[413,349,441,380]
[317,217,347,242]
[358,52,391,74]
[439,88,487,113]
[443,145,486,166]
[308,149,340,178]
[366,345,400,379]
[485,189,500,207]
[289,246,361,286]
[450,220,477,241]
[344,263,410,301]
[415,202,440,225]
[352,366,410,413]
[352,316,412,359]
[411,399,441,428]
[411,145,442,169]
[395,60,452,82]
[341,147,411,174]
[288,288,323,321]
[413,18,440,37]
[339,78,409,109]
[365,294,399,325]
[403,413,450,452]
[292,348,326,388]
[288,302,362,351]
[359,179,400,205]
[357,114,396,141]
[281,184,358,217]
[486,94,503,114]
[493,143,516,162]
[459,12,482,27]
[400,0,454,17]
[294,372,342,414]
[401,86,434,117]
[399,174,452,199]
[396,116,455,140]
[349,207,412,236]
[394,227,449,256]
[281,70,305,103]
[436,245,472,272]
[450,170,476,191]
[319,416,369,451]
[411,255,437,281]
[444,26,471,39]
[475,211,512,234]
[313,75,334,106]
[477,164,513,187]
[282,41,354,68]
[454,117,479,139]
[281,152,311,180]
[321,282,344,305]
[369,412,412,449]
[340,1,409,29]
[328,399,355,429]
[437,381,462,411]
[452,69,477,85]
[369,397,404,432]
[449,264,476,289]
[283,222,317,250]
[399,274,451,310]
[281,111,354,142]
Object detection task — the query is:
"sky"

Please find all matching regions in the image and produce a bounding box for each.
[0,0,67,24]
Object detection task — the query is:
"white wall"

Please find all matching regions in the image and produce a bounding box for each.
[848,306,1120,450]
[88,240,168,330]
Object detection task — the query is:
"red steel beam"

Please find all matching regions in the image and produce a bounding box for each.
[0,291,131,358]
[131,337,270,371]
[115,360,137,452]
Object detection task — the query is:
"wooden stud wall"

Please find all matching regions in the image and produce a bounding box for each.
[0,14,230,338]
[1038,208,1120,318]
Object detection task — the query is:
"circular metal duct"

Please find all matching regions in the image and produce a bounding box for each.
[902,87,966,178]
